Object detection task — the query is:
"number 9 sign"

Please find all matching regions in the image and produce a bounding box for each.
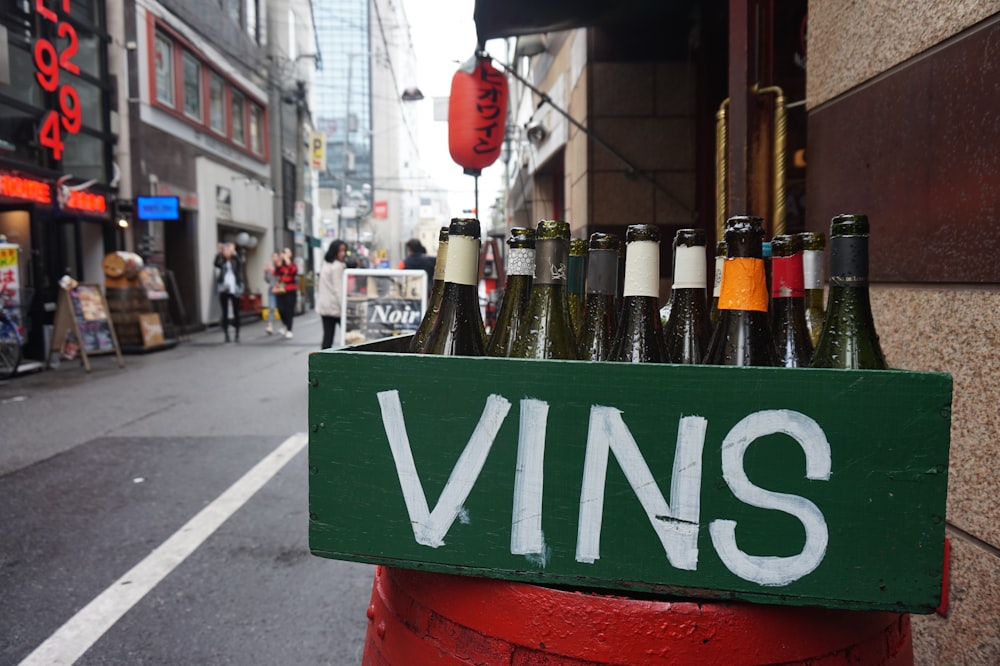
[33,0,81,161]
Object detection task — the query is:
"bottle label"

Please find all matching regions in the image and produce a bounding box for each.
[433,242,449,281]
[829,237,868,285]
[534,238,568,285]
[712,256,724,297]
[771,255,805,298]
[673,244,706,290]
[802,249,823,289]
[623,240,659,298]
[587,249,617,295]
[718,257,768,312]
[445,235,480,286]
[508,248,534,276]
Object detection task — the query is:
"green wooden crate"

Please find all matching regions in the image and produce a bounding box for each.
[308,337,951,613]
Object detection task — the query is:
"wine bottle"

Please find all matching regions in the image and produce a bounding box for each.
[770,234,813,367]
[663,228,711,364]
[810,214,888,369]
[703,216,778,366]
[609,224,665,363]
[409,227,448,353]
[486,227,535,357]
[576,232,621,361]
[510,220,577,359]
[568,238,588,339]
[708,240,726,328]
[420,218,486,356]
[800,231,826,348]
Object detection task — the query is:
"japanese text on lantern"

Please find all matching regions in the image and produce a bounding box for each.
[34,0,82,161]
[473,63,504,155]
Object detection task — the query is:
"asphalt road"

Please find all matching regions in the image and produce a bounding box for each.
[0,313,374,665]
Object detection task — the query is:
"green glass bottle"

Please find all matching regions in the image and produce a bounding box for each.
[770,234,813,367]
[609,224,665,363]
[409,227,448,353]
[708,240,726,328]
[576,232,621,361]
[663,228,711,364]
[486,227,535,357]
[800,231,826,348]
[420,218,486,356]
[703,216,778,366]
[568,238,588,340]
[810,214,888,369]
[510,220,577,359]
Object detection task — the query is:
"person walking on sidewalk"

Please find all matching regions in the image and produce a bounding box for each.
[274,247,298,339]
[317,240,347,349]
[263,252,281,335]
[214,242,243,343]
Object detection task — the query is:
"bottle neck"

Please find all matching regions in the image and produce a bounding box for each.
[771,254,805,299]
[586,249,618,295]
[718,257,768,312]
[712,256,724,297]
[568,254,586,295]
[444,236,479,286]
[672,244,706,289]
[433,242,449,281]
[507,247,534,277]
[623,240,659,298]
[534,237,568,287]
[802,249,823,289]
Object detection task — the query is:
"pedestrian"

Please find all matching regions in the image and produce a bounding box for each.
[214,241,243,343]
[263,252,280,334]
[317,240,347,349]
[274,247,298,339]
[403,238,436,295]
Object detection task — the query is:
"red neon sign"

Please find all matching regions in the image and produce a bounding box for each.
[0,174,52,204]
[66,190,107,213]
[34,0,82,160]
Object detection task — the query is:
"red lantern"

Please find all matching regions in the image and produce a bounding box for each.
[448,55,508,176]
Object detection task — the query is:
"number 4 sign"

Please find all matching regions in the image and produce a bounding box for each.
[34,0,82,160]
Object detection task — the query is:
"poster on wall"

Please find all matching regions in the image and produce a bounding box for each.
[341,269,427,347]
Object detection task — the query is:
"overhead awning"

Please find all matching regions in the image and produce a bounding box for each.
[473,0,693,42]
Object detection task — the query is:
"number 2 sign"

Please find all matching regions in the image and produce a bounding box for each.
[34,0,82,161]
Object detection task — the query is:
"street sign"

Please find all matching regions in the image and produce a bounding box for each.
[310,352,952,613]
[136,196,179,221]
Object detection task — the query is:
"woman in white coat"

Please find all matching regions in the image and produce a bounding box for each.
[317,240,347,349]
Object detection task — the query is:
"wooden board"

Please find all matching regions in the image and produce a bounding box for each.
[308,343,952,613]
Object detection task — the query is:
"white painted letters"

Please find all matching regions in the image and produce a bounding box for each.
[576,407,707,571]
[511,399,548,560]
[709,410,831,586]
[377,390,511,548]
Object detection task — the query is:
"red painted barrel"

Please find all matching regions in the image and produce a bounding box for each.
[363,566,913,665]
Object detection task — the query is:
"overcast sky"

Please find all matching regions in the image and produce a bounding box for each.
[402,0,508,220]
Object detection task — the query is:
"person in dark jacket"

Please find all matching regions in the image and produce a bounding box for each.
[214,242,244,343]
[403,238,436,294]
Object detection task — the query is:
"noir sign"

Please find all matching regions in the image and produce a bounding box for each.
[309,353,952,613]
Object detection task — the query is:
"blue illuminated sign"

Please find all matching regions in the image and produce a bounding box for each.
[136,196,180,220]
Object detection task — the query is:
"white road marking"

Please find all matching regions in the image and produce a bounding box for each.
[18,432,309,666]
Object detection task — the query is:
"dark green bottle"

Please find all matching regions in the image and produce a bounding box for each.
[709,240,726,328]
[510,220,577,359]
[420,218,486,356]
[609,224,665,363]
[486,227,535,357]
[770,234,813,367]
[800,231,826,348]
[409,227,448,353]
[576,232,620,361]
[703,216,778,366]
[568,238,588,340]
[663,229,711,364]
[810,214,888,369]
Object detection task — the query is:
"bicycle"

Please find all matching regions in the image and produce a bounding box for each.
[0,285,31,380]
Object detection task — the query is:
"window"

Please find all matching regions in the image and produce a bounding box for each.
[225,0,241,25]
[182,51,201,120]
[232,90,245,145]
[209,73,225,134]
[249,104,263,154]
[154,33,174,106]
